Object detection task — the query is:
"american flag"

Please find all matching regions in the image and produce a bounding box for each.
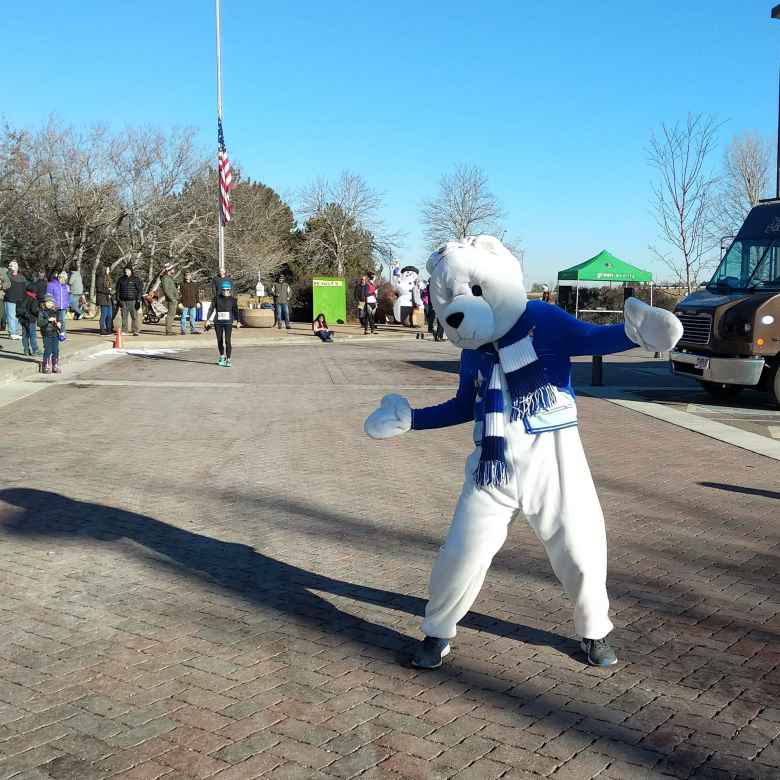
[217,118,233,224]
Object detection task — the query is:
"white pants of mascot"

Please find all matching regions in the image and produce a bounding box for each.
[423,377,612,641]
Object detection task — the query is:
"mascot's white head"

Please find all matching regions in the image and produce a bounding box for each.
[426,235,526,350]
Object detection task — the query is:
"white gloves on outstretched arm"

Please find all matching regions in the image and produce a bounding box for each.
[364,394,412,439]
[623,297,683,353]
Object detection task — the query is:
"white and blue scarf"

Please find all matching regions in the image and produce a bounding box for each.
[474,330,558,487]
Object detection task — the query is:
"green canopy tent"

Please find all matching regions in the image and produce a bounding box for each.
[557,250,653,318]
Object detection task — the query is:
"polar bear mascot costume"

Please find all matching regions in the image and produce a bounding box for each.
[393,266,421,325]
[365,236,682,669]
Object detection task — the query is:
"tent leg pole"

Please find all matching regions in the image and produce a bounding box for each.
[592,354,603,386]
[575,282,579,319]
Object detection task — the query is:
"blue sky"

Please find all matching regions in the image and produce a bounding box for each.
[2,1,779,284]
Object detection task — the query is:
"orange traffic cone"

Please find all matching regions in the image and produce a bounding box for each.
[113,326,123,350]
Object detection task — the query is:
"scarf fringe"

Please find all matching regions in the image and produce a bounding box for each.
[474,458,509,487]
[510,383,558,422]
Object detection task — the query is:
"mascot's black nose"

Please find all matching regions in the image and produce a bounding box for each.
[446,312,464,329]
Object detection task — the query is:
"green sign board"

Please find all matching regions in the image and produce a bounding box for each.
[312,277,347,324]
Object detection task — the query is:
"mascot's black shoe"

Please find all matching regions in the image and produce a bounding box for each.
[410,637,451,669]
[581,637,618,667]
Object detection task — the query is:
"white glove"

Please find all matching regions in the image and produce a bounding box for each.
[624,297,683,353]
[364,394,412,439]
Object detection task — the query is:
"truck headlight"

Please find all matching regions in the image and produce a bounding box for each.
[761,314,775,325]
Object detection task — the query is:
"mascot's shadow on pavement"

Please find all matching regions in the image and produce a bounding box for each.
[0,487,579,667]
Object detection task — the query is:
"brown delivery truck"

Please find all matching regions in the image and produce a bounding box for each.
[670,199,780,406]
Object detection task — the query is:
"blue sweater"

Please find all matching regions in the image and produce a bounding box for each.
[411,301,636,431]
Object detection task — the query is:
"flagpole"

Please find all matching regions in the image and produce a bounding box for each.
[215,0,225,274]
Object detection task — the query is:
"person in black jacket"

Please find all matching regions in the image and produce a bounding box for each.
[205,280,240,367]
[17,287,40,356]
[30,269,48,302]
[115,266,143,336]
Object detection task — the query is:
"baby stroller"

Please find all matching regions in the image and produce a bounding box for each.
[142,293,168,325]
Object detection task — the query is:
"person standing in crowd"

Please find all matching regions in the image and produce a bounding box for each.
[271,276,291,330]
[95,264,114,335]
[38,293,63,373]
[160,265,179,336]
[423,281,435,337]
[423,280,446,342]
[312,313,334,342]
[32,269,48,302]
[0,262,9,333]
[354,274,367,331]
[179,271,200,334]
[205,280,240,366]
[17,285,40,356]
[211,268,233,302]
[362,272,378,335]
[46,272,70,335]
[115,265,143,336]
[68,268,85,319]
[4,261,28,340]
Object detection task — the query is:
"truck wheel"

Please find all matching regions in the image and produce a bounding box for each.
[768,366,780,408]
[699,381,743,402]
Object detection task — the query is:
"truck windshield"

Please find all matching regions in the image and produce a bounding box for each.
[708,239,780,291]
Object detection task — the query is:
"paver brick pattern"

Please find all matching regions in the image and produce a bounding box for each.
[0,339,778,779]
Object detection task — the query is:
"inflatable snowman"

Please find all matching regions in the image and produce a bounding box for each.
[393,265,422,326]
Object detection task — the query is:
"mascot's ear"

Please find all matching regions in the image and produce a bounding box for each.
[426,244,448,275]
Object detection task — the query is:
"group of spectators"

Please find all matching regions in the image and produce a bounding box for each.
[0,262,90,372]
[352,273,445,341]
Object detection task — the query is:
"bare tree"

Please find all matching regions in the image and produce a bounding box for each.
[420,164,505,247]
[711,132,772,244]
[28,121,123,283]
[298,171,398,276]
[108,126,206,287]
[648,114,720,294]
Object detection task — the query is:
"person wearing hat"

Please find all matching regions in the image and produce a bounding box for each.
[211,268,234,302]
[38,293,63,373]
[270,276,292,330]
[205,280,240,366]
[159,265,179,336]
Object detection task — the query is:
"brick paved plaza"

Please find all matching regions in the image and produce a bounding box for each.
[0,338,778,779]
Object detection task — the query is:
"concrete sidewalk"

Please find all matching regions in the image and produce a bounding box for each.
[0,318,423,384]
[570,351,780,460]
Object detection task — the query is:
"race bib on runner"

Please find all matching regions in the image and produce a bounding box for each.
[366,295,377,304]
[217,311,231,321]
